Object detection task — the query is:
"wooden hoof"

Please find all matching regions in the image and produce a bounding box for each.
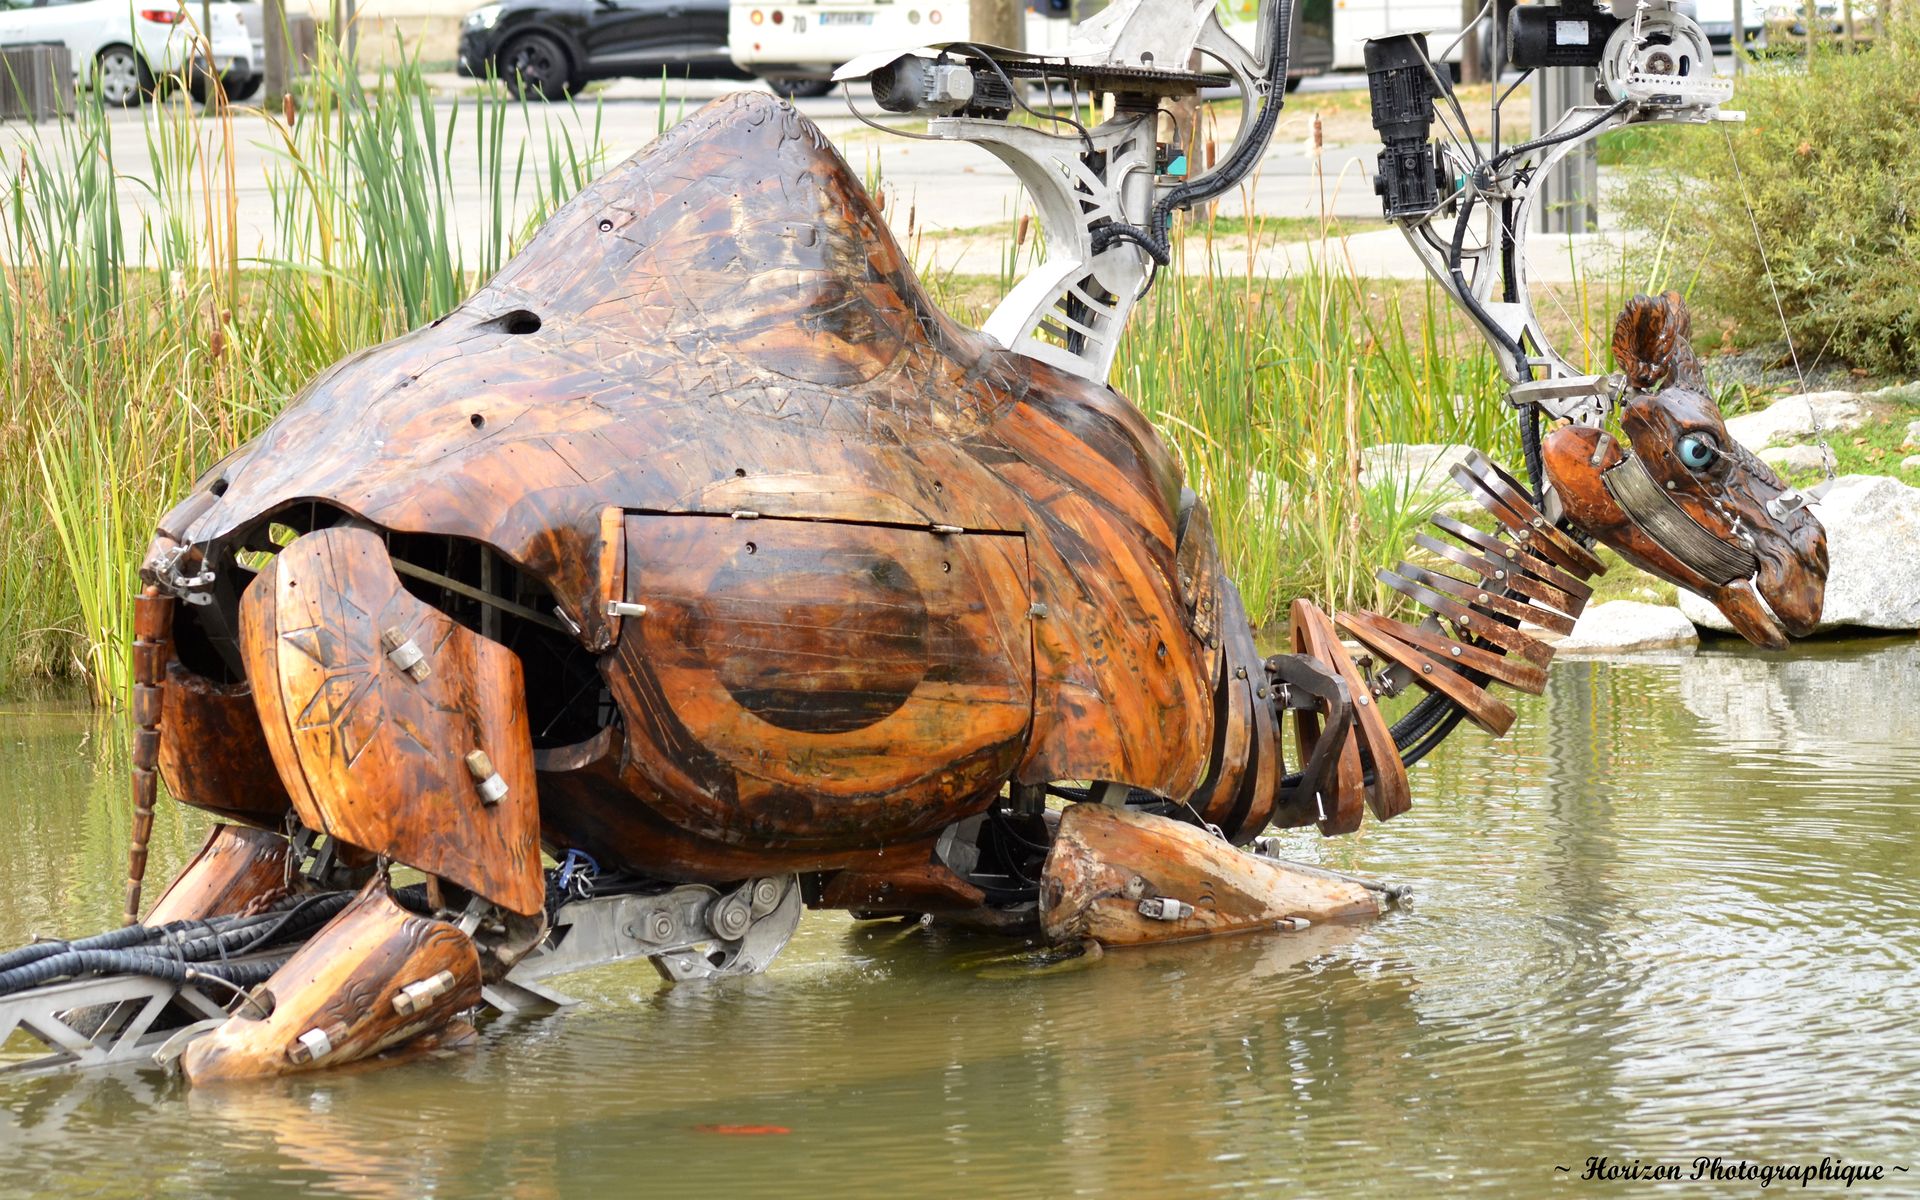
[181,879,481,1085]
[145,824,297,926]
[1038,803,1381,948]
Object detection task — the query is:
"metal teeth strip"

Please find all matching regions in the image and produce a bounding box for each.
[1428,513,1596,605]
[1601,454,1759,586]
[1392,561,1578,636]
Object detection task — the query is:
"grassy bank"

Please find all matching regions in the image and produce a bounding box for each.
[1,48,1637,707]
[1,46,602,704]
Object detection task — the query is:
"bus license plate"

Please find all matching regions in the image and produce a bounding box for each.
[817,12,874,25]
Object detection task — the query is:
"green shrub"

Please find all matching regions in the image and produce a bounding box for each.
[1618,29,1920,376]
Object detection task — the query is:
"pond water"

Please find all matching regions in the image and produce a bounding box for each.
[1,639,1917,1198]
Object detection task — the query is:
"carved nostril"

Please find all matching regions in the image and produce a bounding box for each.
[488,310,542,335]
[470,413,486,430]
[210,478,229,497]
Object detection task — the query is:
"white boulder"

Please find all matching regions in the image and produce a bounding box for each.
[1724,391,1865,452]
[1544,601,1699,656]
[1679,474,1920,632]
[1759,444,1829,475]
[1358,443,1475,497]
[1904,419,1920,450]
[1903,455,1920,472]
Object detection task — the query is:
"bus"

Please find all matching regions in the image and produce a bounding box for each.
[728,0,1333,97]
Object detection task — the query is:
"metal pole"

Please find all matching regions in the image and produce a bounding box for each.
[201,0,214,97]
[1532,67,1597,233]
[1803,0,1817,59]
[1731,0,1744,72]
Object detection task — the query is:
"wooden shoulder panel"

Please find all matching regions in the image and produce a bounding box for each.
[240,527,544,915]
[157,660,294,829]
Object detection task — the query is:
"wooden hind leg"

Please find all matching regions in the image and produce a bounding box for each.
[1038,803,1383,948]
[143,823,299,926]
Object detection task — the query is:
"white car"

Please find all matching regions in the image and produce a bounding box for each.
[0,0,253,106]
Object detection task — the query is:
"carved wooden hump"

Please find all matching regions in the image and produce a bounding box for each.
[151,92,1185,649]
[148,93,1213,802]
[159,94,1174,547]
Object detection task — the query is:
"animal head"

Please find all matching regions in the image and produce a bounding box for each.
[1543,292,1828,649]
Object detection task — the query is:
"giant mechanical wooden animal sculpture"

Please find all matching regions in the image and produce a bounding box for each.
[0,0,1827,1082]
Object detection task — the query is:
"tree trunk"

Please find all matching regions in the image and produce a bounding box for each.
[264,0,289,111]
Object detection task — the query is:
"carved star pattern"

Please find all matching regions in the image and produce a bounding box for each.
[283,589,385,768]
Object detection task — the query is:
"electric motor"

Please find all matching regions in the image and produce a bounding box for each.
[869,56,1015,120]
[1506,2,1621,69]
[1364,34,1444,220]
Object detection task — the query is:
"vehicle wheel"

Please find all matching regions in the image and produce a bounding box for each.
[498,33,575,101]
[227,73,262,102]
[763,76,833,100]
[1284,74,1304,93]
[94,44,151,108]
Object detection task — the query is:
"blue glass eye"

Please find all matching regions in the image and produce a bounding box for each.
[1677,434,1716,470]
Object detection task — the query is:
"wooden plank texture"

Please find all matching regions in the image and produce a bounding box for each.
[240,526,544,916]
[1039,804,1380,947]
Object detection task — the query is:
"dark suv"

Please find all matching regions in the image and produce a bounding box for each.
[458,0,748,99]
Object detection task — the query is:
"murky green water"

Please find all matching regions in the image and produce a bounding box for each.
[2,640,1918,1198]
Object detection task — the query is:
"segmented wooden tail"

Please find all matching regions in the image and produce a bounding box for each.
[1286,451,1605,834]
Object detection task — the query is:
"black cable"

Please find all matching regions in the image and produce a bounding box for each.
[1089,0,1297,267]
[1489,99,1628,172]
[0,946,291,998]
[0,890,320,976]
[1522,405,1547,506]
[954,43,1094,158]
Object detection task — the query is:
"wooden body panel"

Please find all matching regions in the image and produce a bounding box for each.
[1039,804,1380,947]
[532,726,950,882]
[157,660,295,828]
[1289,600,1366,836]
[147,92,1218,868]
[1292,600,1410,824]
[240,527,544,916]
[609,514,1032,849]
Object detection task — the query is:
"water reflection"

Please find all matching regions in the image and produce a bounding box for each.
[1,641,1917,1197]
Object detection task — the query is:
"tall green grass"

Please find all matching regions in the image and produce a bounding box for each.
[1116,234,1514,626]
[1,42,603,705]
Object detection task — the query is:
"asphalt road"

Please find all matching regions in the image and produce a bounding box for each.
[0,71,1629,279]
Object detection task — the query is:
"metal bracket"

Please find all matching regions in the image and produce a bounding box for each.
[0,966,246,1077]
[484,875,803,1013]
